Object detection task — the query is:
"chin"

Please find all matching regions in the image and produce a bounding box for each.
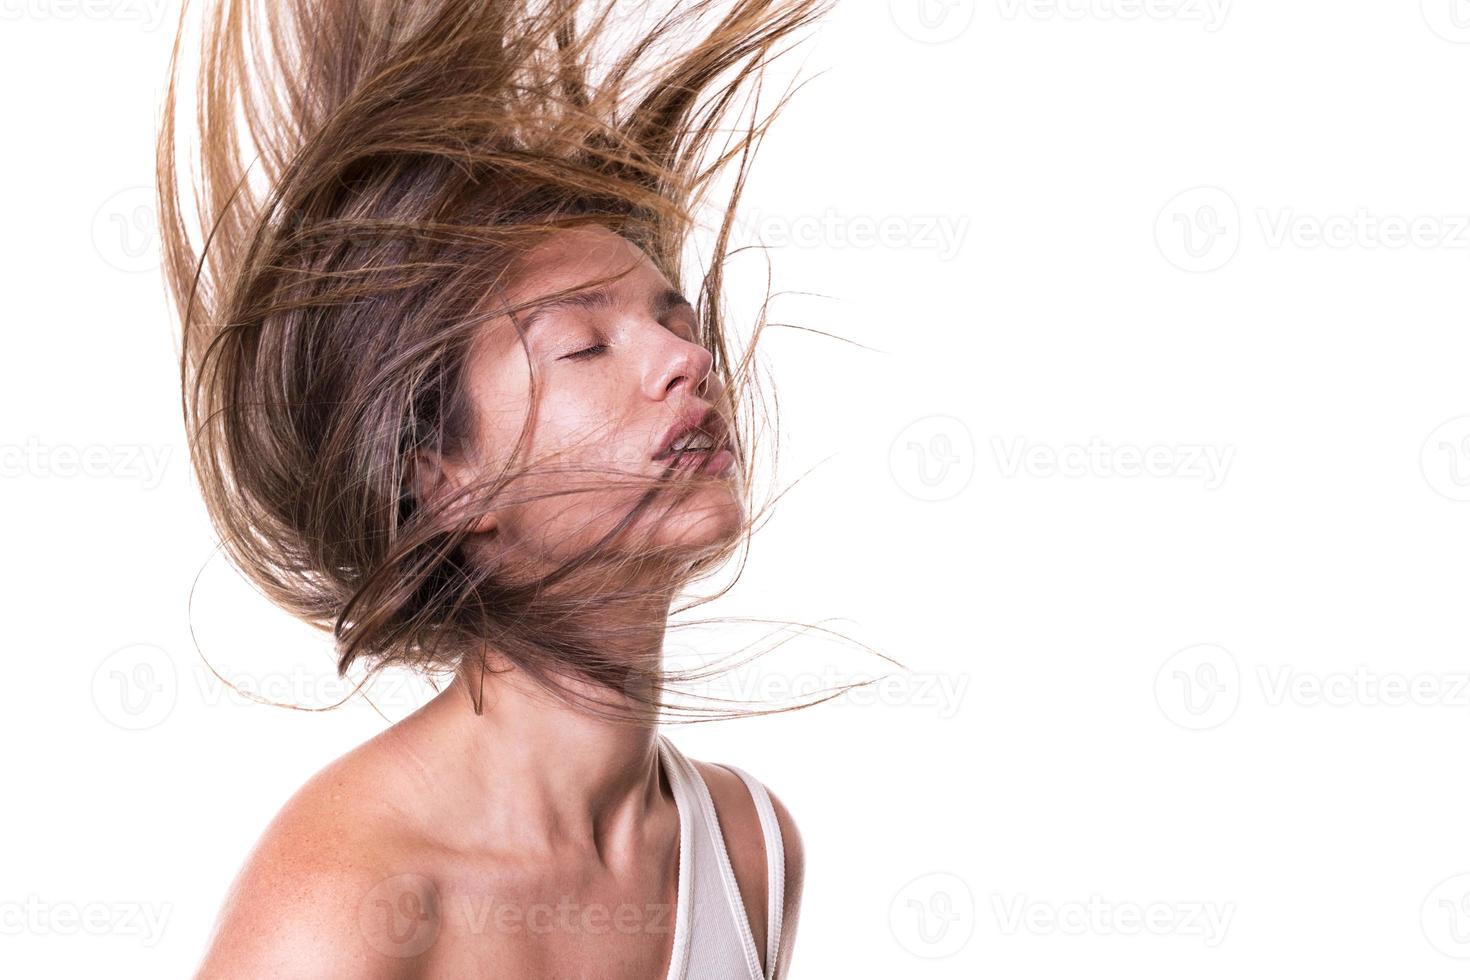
[657,484,746,553]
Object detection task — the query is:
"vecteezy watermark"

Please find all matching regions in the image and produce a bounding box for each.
[1155,643,1240,731]
[92,643,178,731]
[1422,0,1470,43]
[1155,187,1241,273]
[0,0,171,30]
[0,437,172,489]
[1257,209,1470,251]
[889,0,978,43]
[735,208,970,261]
[889,875,1232,955]
[1422,873,1470,959]
[1157,186,1470,272]
[358,874,441,959]
[1156,645,1470,730]
[707,667,970,719]
[996,0,1231,32]
[194,663,429,713]
[0,896,172,946]
[889,872,976,959]
[992,436,1235,489]
[92,186,159,273]
[991,894,1235,947]
[358,877,676,957]
[1257,665,1470,709]
[889,415,976,502]
[454,897,674,937]
[1421,416,1470,502]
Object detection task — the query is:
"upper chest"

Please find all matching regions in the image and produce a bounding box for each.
[423,873,681,977]
[375,760,770,980]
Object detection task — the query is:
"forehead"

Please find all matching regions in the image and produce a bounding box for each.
[501,224,666,307]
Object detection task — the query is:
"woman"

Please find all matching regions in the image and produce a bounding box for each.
[157,0,837,976]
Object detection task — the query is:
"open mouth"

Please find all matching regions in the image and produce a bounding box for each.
[657,428,721,459]
[652,407,735,477]
[666,444,735,476]
[658,429,735,476]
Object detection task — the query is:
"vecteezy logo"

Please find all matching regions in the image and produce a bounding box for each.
[889,872,975,959]
[1155,186,1240,273]
[91,643,178,731]
[359,873,441,958]
[889,0,977,43]
[1421,416,1470,502]
[1422,873,1470,958]
[1154,643,1240,730]
[888,414,975,502]
[91,186,158,274]
[1422,0,1470,43]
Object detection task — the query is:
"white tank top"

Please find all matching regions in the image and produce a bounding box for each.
[655,733,786,980]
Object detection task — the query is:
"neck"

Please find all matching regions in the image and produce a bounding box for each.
[392,648,673,867]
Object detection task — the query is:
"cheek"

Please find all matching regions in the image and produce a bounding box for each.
[468,355,637,471]
[538,393,637,470]
[464,360,532,466]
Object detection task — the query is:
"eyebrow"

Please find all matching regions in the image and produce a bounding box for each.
[515,286,695,333]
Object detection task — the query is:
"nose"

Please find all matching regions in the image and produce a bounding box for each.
[645,328,715,402]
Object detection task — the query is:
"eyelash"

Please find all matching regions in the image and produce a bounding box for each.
[561,342,608,361]
[558,321,695,361]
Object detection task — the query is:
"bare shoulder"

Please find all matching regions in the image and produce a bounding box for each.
[690,758,806,979]
[193,739,439,979]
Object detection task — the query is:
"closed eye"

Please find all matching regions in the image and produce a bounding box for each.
[561,343,608,361]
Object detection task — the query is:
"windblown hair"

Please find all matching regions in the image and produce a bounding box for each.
[156,0,866,723]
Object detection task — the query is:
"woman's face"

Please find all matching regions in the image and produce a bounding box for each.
[443,224,744,571]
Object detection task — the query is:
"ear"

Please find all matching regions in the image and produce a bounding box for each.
[409,447,498,536]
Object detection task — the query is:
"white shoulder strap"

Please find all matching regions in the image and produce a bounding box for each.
[718,763,785,977]
[654,736,693,980]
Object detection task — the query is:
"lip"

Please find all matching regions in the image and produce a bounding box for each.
[653,405,729,463]
[669,446,735,476]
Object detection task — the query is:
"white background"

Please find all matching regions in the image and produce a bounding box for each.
[5,0,1470,976]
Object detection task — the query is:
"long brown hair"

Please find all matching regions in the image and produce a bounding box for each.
[156,0,886,724]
